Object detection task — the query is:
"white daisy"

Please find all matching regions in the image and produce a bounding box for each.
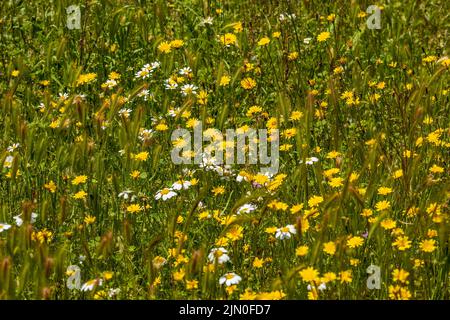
[167,108,179,117]
[155,188,177,201]
[108,288,121,297]
[178,67,192,75]
[208,248,230,264]
[164,79,178,90]
[137,89,150,100]
[0,223,12,233]
[308,283,327,291]
[171,180,191,190]
[58,92,69,101]
[219,272,242,286]
[7,143,20,153]
[237,203,257,215]
[200,17,214,26]
[135,64,153,79]
[80,278,103,292]
[181,84,198,96]
[275,224,297,240]
[13,212,37,226]
[118,190,134,200]
[104,79,117,88]
[3,155,14,168]
[150,61,161,70]
[300,157,319,165]
[138,129,153,141]
[118,108,132,118]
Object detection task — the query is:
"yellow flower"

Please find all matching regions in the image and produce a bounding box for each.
[358,11,368,18]
[290,111,303,121]
[381,218,396,230]
[72,175,88,185]
[333,66,344,74]
[240,289,257,300]
[186,279,198,290]
[170,39,184,48]
[392,236,411,251]
[339,270,352,283]
[240,77,256,90]
[127,204,142,213]
[323,241,336,255]
[392,269,409,283]
[225,285,237,295]
[103,271,114,280]
[389,285,411,300]
[212,186,225,196]
[422,55,437,64]
[157,41,172,53]
[375,200,391,211]
[346,236,364,249]
[328,177,343,188]
[295,245,309,257]
[350,258,360,266]
[326,151,340,159]
[219,75,231,86]
[44,180,57,193]
[253,257,264,268]
[361,209,373,217]
[322,272,337,283]
[232,22,243,33]
[265,227,277,234]
[246,105,263,117]
[173,269,185,281]
[317,31,331,42]
[108,71,121,80]
[134,151,149,161]
[257,37,270,46]
[130,170,140,179]
[290,204,304,215]
[11,70,20,77]
[392,169,403,179]
[419,239,437,253]
[429,165,444,174]
[377,187,393,195]
[299,267,319,282]
[226,225,244,241]
[220,33,237,46]
[282,128,297,139]
[84,215,96,225]
[253,173,269,185]
[73,190,87,199]
[413,259,424,268]
[155,123,169,131]
[76,73,97,86]
[31,228,53,244]
[324,168,339,178]
[308,195,323,207]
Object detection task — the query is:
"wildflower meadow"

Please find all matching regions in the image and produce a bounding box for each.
[0,0,449,300]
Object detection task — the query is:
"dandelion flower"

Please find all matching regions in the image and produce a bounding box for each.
[317,31,331,42]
